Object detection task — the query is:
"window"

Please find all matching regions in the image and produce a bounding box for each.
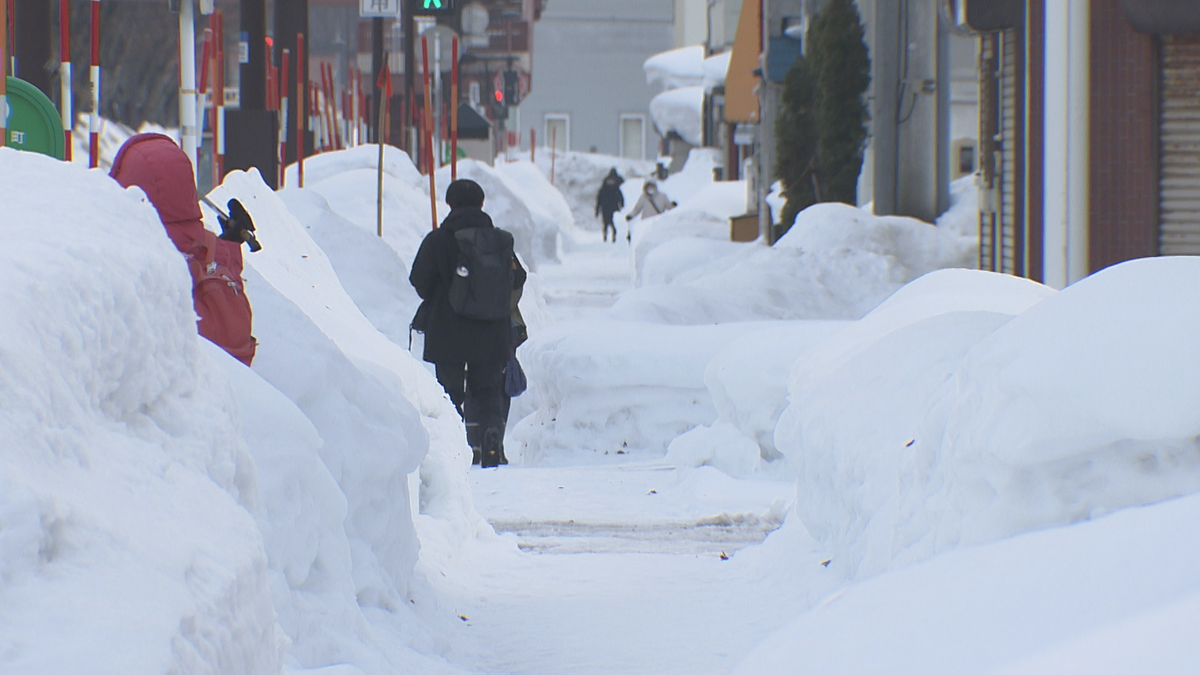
[620,114,645,160]
[545,114,569,152]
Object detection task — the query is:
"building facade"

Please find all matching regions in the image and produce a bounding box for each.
[514,0,675,160]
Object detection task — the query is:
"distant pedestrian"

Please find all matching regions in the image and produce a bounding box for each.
[625,180,676,241]
[595,168,625,243]
[410,179,527,468]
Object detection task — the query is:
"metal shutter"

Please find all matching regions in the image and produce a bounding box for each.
[1159,35,1200,255]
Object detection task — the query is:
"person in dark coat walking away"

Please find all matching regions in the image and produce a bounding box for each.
[410,179,527,467]
[595,168,625,242]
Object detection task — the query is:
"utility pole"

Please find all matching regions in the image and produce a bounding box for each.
[239,0,265,111]
[274,0,308,164]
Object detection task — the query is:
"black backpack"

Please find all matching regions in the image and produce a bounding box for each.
[448,227,515,321]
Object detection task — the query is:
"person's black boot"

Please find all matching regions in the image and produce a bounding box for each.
[481,428,503,468]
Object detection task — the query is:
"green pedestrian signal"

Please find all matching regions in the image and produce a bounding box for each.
[412,0,453,14]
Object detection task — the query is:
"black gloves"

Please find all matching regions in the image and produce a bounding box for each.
[218,199,263,252]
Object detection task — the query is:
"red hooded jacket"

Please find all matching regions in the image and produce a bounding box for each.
[110,133,256,365]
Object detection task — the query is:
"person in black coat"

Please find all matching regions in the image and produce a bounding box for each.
[410,179,527,467]
[595,168,625,243]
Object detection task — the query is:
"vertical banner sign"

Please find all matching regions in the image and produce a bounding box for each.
[60,0,72,160]
[89,0,101,168]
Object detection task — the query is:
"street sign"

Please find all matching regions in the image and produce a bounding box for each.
[360,0,402,18]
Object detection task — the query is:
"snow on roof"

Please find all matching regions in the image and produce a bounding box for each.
[702,51,732,91]
[649,85,705,147]
[644,44,706,90]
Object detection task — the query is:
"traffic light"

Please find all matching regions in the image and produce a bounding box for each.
[411,0,456,15]
[502,69,520,108]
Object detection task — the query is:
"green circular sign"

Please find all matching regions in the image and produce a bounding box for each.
[4,77,66,160]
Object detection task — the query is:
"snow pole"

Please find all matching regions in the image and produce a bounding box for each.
[451,35,458,181]
[530,128,535,163]
[375,58,390,238]
[422,35,436,230]
[88,0,101,168]
[215,10,225,183]
[279,48,289,187]
[179,0,197,174]
[0,0,6,150]
[550,126,556,185]
[295,32,304,187]
[325,61,340,150]
[59,0,72,161]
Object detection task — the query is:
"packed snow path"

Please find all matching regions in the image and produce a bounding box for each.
[424,234,806,674]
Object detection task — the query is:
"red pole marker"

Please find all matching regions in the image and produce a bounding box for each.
[59,0,72,160]
[279,48,290,187]
[422,36,436,229]
[88,0,101,168]
[296,32,304,187]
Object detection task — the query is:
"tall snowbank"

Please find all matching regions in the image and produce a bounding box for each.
[617,200,975,324]
[0,149,281,672]
[511,320,786,461]
[205,171,476,672]
[737,491,1200,675]
[778,260,1200,580]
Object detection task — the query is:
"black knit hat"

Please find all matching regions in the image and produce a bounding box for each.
[445,179,485,208]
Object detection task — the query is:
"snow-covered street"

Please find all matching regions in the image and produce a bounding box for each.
[4,142,1200,674]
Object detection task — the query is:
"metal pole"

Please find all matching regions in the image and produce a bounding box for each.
[550,125,556,185]
[530,128,535,163]
[59,0,71,160]
[180,2,199,174]
[422,35,436,229]
[88,0,100,168]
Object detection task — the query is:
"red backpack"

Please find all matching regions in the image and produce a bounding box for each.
[187,230,257,366]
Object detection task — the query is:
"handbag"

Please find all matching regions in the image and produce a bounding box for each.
[504,355,527,397]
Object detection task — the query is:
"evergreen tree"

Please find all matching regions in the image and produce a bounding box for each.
[774,0,871,232]
[775,57,819,227]
[810,0,871,205]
